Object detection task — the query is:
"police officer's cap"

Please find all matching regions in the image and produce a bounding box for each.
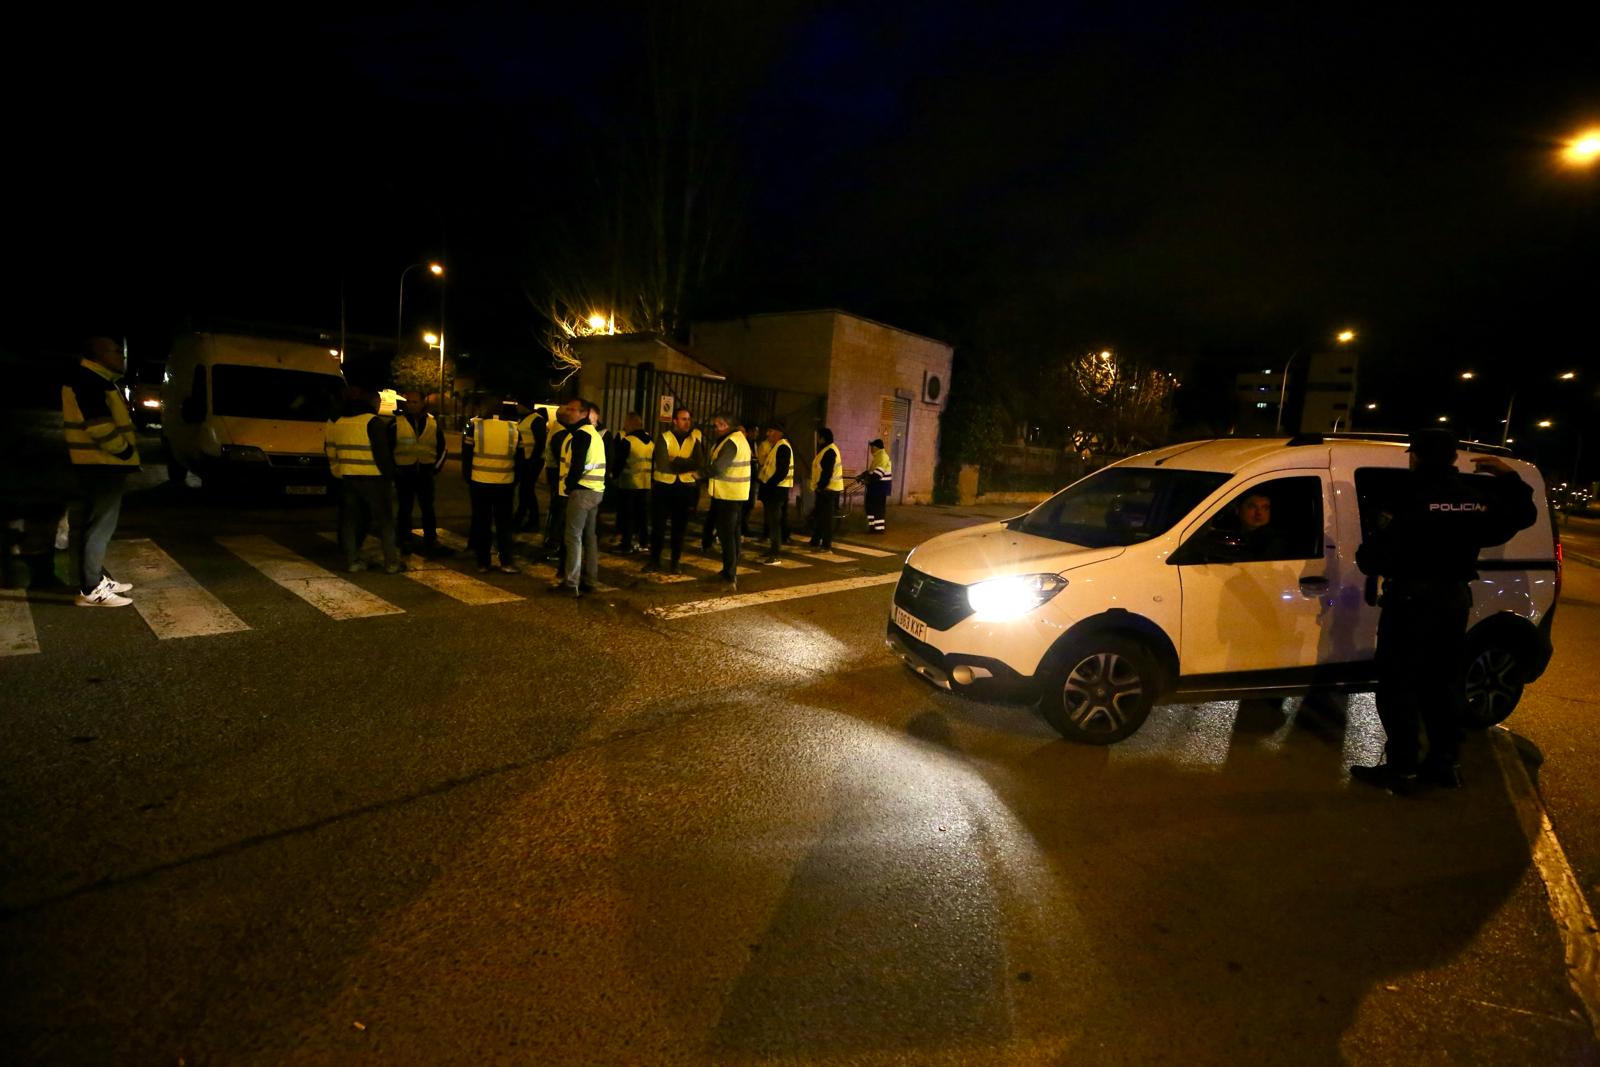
[1407,427,1457,464]
[869,438,885,449]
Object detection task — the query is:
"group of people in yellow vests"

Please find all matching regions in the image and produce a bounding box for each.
[325,387,893,599]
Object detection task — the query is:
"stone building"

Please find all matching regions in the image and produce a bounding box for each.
[692,310,952,504]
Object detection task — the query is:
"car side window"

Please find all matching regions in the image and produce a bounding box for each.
[1179,475,1324,563]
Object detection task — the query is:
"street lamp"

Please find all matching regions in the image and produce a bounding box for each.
[424,331,446,419]
[1277,329,1357,433]
[1562,128,1600,168]
[398,262,445,361]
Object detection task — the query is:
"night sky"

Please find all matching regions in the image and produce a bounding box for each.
[10,3,1598,460]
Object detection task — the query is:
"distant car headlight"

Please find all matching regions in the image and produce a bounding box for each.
[140,398,161,409]
[966,573,1068,622]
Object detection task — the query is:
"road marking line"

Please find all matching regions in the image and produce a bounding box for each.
[787,545,859,564]
[738,551,811,570]
[105,539,251,639]
[318,531,525,604]
[0,590,41,656]
[1491,727,1600,1037]
[678,556,756,577]
[220,535,403,620]
[832,540,897,558]
[647,572,900,620]
[601,555,697,583]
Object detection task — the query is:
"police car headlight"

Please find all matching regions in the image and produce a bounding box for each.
[966,573,1068,622]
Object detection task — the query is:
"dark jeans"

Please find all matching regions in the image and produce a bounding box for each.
[760,488,788,556]
[514,457,543,529]
[705,498,741,577]
[1374,581,1473,771]
[339,476,398,568]
[616,487,649,550]
[395,466,437,547]
[650,482,696,564]
[72,467,131,593]
[811,489,838,549]
[469,481,515,567]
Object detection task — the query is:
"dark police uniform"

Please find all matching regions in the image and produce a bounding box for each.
[1352,430,1536,791]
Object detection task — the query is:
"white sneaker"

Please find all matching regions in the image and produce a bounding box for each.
[104,577,133,594]
[75,578,132,608]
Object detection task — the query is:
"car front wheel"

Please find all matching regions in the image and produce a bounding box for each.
[1039,635,1158,745]
[1463,641,1524,728]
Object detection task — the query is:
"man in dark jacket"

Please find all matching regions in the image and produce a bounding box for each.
[1351,429,1537,793]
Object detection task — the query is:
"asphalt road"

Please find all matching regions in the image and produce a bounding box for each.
[3,461,1598,1064]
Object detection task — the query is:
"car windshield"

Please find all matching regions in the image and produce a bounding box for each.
[1010,467,1231,547]
[211,366,344,422]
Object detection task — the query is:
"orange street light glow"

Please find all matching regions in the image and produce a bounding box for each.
[1560,371,1577,380]
[1563,129,1600,166]
[1460,371,1475,380]
[1336,330,1356,343]
[429,263,444,275]
[1538,419,1554,428]
[423,332,440,345]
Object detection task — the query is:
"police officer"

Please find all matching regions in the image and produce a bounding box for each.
[393,390,446,555]
[1351,429,1537,793]
[704,412,751,588]
[757,421,794,564]
[614,411,653,554]
[809,427,843,551]
[513,401,548,532]
[863,438,893,534]
[461,398,520,574]
[62,333,140,606]
[326,389,404,574]
[643,406,703,575]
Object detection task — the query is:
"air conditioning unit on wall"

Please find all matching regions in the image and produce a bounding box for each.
[922,370,944,405]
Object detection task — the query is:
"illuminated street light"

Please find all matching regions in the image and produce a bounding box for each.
[1562,128,1600,167]
[398,261,445,365]
[1437,415,1450,423]
[1365,402,1378,411]
[1336,330,1356,343]
[1560,371,1577,380]
[423,332,440,346]
[1538,419,1554,428]
[429,262,444,275]
[1460,371,1476,380]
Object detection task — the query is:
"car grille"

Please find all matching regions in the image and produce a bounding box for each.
[894,565,972,631]
[266,453,330,471]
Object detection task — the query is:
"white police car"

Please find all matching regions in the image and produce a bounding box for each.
[887,434,1560,744]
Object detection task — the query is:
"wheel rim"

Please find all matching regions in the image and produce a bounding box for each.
[1062,652,1144,734]
[1465,647,1520,721]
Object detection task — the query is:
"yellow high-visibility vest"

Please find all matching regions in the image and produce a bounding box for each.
[545,424,565,467]
[708,430,752,501]
[393,414,420,466]
[757,438,794,489]
[559,423,607,496]
[621,432,653,490]
[812,442,844,493]
[653,428,701,484]
[869,447,893,478]
[516,412,543,460]
[325,415,381,478]
[415,414,440,469]
[61,359,139,468]
[470,417,518,484]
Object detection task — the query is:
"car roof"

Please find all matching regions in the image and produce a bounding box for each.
[1117,438,1314,473]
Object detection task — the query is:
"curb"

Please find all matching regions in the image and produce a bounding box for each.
[1565,550,1600,570]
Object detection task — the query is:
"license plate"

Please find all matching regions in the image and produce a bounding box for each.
[284,485,327,496]
[893,605,927,642]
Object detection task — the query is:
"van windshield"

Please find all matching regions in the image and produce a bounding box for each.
[211,366,344,422]
[1010,467,1231,547]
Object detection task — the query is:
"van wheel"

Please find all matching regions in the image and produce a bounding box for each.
[1463,640,1524,728]
[1039,635,1157,745]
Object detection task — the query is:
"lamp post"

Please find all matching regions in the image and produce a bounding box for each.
[397,262,444,364]
[1276,329,1356,434]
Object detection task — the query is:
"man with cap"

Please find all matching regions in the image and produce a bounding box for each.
[863,438,893,534]
[1350,428,1537,794]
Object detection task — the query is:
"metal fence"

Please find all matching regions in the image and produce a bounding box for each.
[601,363,779,430]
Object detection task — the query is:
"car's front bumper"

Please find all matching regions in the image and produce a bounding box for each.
[885,621,1038,701]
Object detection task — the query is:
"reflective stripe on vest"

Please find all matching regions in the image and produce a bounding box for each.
[393,415,420,466]
[709,431,752,501]
[471,418,518,484]
[758,439,794,488]
[559,423,607,495]
[61,360,139,467]
[812,443,844,493]
[653,428,701,484]
[325,415,381,478]
[622,433,653,490]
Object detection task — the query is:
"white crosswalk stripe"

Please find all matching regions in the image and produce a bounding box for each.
[220,535,403,620]
[787,545,859,564]
[831,540,897,558]
[428,528,618,592]
[600,554,698,583]
[647,572,901,620]
[678,555,757,577]
[105,539,251,639]
[319,532,523,604]
[0,589,41,656]
[738,549,811,570]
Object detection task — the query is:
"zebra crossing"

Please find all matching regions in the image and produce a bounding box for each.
[1,528,901,655]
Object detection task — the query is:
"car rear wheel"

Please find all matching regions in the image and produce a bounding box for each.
[1463,641,1524,728]
[1039,635,1157,745]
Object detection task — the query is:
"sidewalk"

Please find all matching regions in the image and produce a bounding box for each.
[1558,513,1600,569]
[848,501,1025,553]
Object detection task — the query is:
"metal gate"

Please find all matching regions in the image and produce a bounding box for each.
[602,363,778,431]
[878,395,912,504]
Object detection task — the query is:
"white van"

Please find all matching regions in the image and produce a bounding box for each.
[888,434,1560,744]
[161,330,346,494]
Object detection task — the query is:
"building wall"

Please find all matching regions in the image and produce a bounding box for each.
[690,314,835,396]
[824,314,952,504]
